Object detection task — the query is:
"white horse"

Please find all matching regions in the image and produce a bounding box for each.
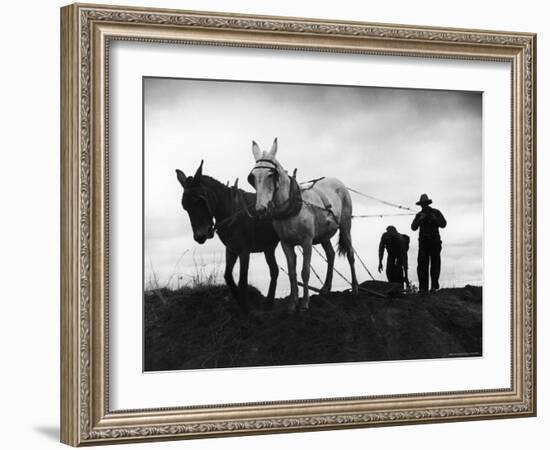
[247,138,359,312]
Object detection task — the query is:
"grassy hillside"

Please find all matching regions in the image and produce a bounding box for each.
[144,284,482,371]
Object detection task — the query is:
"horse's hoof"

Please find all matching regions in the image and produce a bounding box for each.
[298,298,310,311]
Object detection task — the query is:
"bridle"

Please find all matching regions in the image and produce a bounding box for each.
[248,158,280,189]
[182,187,216,237]
[248,158,281,207]
[184,188,215,217]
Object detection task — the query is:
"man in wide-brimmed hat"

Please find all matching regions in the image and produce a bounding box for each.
[411,194,447,293]
[378,225,410,290]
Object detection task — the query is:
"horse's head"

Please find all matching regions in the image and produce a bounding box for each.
[247,138,283,216]
[175,160,215,244]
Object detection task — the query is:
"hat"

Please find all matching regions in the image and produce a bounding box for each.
[416,193,432,205]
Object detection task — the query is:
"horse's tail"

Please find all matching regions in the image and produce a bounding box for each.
[337,189,354,257]
[337,217,353,257]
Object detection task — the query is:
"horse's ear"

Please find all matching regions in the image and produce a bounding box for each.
[252,140,262,161]
[268,137,278,157]
[233,178,239,189]
[194,160,204,180]
[175,169,187,187]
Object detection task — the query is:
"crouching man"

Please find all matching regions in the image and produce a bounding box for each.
[378,225,410,290]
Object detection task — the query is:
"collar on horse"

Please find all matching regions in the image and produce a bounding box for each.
[249,159,303,220]
[270,174,303,220]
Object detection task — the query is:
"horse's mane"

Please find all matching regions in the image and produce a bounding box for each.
[199,175,254,197]
[198,174,228,192]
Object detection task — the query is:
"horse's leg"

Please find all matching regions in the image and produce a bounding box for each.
[347,248,359,296]
[300,239,313,311]
[339,213,359,296]
[320,240,335,292]
[281,242,298,313]
[224,248,239,301]
[237,252,251,312]
[264,247,279,306]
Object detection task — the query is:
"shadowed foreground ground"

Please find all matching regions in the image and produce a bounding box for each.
[144,284,482,371]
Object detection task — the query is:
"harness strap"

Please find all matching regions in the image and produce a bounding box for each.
[300,178,339,224]
[302,199,339,224]
[300,177,326,189]
[212,209,240,232]
[251,165,278,171]
[255,158,278,166]
[316,190,333,212]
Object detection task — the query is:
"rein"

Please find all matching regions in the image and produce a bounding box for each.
[212,189,260,232]
[212,207,244,232]
[185,184,247,235]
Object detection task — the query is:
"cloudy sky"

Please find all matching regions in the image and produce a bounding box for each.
[144,77,482,294]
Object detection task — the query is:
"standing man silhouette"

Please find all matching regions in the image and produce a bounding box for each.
[411,194,447,293]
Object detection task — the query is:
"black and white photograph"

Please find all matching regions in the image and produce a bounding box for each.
[143,77,483,372]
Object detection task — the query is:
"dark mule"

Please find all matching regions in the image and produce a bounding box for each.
[175,161,280,312]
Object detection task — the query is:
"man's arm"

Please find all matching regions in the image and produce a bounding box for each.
[401,235,410,270]
[402,237,410,288]
[434,209,447,228]
[411,213,422,231]
[378,235,385,272]
[403,251,409,286]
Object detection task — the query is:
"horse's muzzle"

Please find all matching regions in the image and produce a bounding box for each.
[194,234,207,244]
[255,207,268,219]
[255,201,274,218]
[194,225,215,244]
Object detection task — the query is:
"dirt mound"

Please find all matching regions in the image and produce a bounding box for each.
[144,285,482,371]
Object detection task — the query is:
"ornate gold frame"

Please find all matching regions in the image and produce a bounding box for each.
[60,3,536,446]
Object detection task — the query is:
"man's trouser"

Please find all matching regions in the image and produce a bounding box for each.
[386,253,405,286]
[417,239,442,291]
